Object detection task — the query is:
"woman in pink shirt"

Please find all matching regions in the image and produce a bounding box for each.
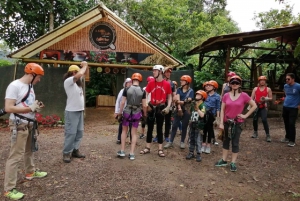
[215,75,257,172]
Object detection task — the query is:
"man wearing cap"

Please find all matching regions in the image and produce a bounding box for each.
[115,78,132,144]
[62,61,88,163]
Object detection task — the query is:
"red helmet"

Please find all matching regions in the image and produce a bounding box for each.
[258,76,267,81]
[147,76,155,82]
[24,63,44,76]
[208,80,218,89]
[131,73,142,82]
[180,75,192,84]
[196,90,207,100]
[229,75,242,84]
[203,81,209,88]
[227,72,236,77]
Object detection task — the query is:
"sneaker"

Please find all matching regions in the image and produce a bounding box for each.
[165,137,170,142]
[25,170,48,180]
[186,152,195,160]
[153,137,158,143]
[266,135,271,142]
[4,189,24,200]
[215,159,228,167]
[251,131,258,138]
[230,162,237,172]
[281,138,289,143]
[205,146,211,154]
[116,140,121,144]
[213,140,219,146]
[139,134,145,139]
[180,142,185,149]
[128,154,135,160]
[117,150,126,157]
[196,154,202,162]
[201,145,206,153]
[288,141,295,147]
[164,142,173,149]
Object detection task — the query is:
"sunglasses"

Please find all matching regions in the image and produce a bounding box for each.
[230,82,240,85]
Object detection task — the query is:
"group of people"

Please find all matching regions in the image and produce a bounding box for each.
[2,61,300,200]
[3,61,88,200]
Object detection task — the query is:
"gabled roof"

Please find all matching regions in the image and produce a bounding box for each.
[187,24,300,55]
[8,3,183,67]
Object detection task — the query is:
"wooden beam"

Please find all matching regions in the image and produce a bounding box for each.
[230,48,249,63]
[225,46,231,81]
[21,58,155,69]
[239,45,294,52]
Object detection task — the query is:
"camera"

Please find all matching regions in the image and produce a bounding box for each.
[0,108,7,117]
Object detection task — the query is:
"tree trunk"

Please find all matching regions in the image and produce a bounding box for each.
[49,0,54,31]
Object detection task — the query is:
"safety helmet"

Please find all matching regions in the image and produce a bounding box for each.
[172,80,177,87]
[196,90,207,100]
[147,76,155,82]
[164,67,172,73]
[208,80,218,89]
[153,65,164,72]
[229,75,242,84]
[68,65,80,72]
[203,81,209,88]
[180,75,192,84]
[227,72,236,77]
[258,76,267,81]
[131,73,142,82]
[24,63,44,76]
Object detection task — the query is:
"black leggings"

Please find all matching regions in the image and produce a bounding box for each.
[146,109,165,144]
[253,108,269,134]
[203,112,215,143]
[282,106,298,142]
[223,123,242,153]
[164,111,172,138]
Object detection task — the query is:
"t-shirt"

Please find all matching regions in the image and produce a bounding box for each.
[122,85,146,114]
[222,92,251,122]
[64,76,84,111]
[176,87,194,101]
[205,92,221,115]
[190,102,206,122]
[143,87,151,103]
[5,79,35,120]
[283,83,300,108]
[145,80,171,105]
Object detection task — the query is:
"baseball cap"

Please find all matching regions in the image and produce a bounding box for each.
[123,78,132,87]
[68,65,80,72]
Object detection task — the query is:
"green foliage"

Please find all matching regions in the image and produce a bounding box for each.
[295,38,300,58]
[0,60,13,67]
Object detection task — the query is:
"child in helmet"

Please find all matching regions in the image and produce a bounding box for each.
[186,90,207,162]
[202,80,221,154]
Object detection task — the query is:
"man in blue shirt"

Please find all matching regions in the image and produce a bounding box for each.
[281,73,300,147]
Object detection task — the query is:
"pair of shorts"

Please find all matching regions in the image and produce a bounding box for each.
[122,112,142,128]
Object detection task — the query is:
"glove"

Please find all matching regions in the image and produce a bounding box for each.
[117,113,123,123]
[29,100,41,112]
[162,106,170,115]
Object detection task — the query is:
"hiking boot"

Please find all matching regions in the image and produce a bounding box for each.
[26,170,48,180]
[215,159,228,167]
[63,153,71,163]
[251,131,258,138]
[180,142,185,149]
[281,138,289,143]
[186,152,195,160]
[139,134,145,139]
[201,145,206,153]
[153,137,158,143]
[164,142,173,149]
[196,154,202,162]
[4,189,24,200]
[128,154,135,160]
[165,137,170,142]
[72,149,85,158]
[288,141,295,147]
[230,162,237,172]
[266,135,271,142]
[205,146,211,154]
[117,150,126,157]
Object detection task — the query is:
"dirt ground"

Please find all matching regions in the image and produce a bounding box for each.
[0,107,300,201]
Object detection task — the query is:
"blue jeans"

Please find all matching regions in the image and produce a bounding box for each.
[170,110,191,143]
[63,111,84,154]
[189,125,202,154]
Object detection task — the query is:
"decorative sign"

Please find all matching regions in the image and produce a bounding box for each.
[89,22,116,50]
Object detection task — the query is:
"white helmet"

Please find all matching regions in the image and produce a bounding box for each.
[153,65,164,73]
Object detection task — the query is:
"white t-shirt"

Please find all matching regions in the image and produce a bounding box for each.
[5,79,35,120]
[64,77,84,111]
[143,87,151,103]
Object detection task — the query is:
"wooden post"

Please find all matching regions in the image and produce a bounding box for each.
[225,46,231,81]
